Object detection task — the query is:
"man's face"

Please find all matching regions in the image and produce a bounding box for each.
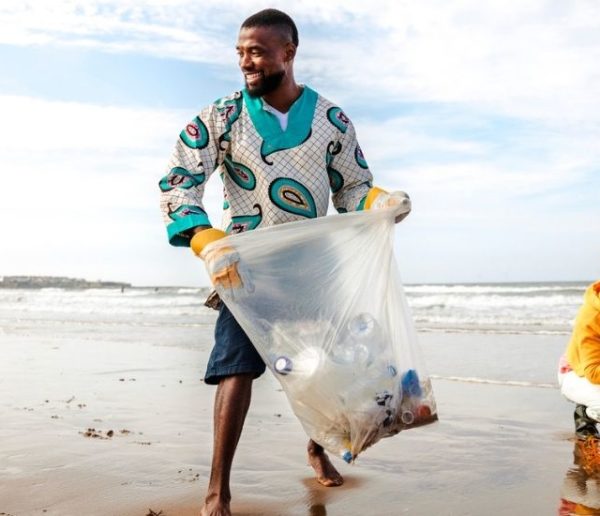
[236,26,291,97]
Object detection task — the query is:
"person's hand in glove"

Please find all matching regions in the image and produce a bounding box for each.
[190,228,253,295]
[364,187,411,223]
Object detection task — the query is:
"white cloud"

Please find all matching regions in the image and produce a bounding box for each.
[355,115,489,164]
[0,1,231,63]
[0,95,181,152]
[0,94,222,285]
[1,1,599,284]
[1,93,597,285]
[354,112,598,221]
[2,0,599,123]
[299,0,600,125]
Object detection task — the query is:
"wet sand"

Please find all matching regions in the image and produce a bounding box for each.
[0,316,582,515]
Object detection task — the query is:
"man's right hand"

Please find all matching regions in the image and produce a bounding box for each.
[190,228,253,295]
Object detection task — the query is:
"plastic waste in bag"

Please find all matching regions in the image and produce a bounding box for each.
[204,206,437,462]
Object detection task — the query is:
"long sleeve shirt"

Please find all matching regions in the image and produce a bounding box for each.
[159,85,373,246]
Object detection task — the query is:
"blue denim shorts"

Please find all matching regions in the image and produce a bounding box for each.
[204,303,266,385]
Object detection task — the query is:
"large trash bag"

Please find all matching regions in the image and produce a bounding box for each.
[205,206,437,462]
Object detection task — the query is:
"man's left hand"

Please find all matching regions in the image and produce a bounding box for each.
[370,190,411,223]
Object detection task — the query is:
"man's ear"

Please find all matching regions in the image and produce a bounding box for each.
[284,42,297,62]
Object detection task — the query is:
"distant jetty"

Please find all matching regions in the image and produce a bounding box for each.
[0,276,131,289]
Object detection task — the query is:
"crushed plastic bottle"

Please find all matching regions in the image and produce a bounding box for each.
[348,313,376,337]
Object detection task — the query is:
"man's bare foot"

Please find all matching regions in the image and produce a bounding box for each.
[307,440,344,487]
[200,493,231,516]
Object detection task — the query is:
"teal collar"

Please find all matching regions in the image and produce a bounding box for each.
[242,86,318,158]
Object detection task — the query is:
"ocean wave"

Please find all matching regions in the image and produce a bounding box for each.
[0,282,586,335]
[0,288,210,314]
[411,304,575,329]
[405,283,587,296]
[416,326,571,336]
[176,288,206,295]
[429,374,557,389]
[407,293,582,309]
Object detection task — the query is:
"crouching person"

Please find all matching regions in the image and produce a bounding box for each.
[558,281,600,439]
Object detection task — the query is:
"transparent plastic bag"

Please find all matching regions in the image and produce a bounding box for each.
[206,207,437,462]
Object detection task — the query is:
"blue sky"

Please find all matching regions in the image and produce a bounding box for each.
[0,0,598,286]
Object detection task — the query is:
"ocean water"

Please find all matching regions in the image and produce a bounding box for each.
[405,281,589,334]
[0,282,583,423]
[0,281,589,335]
[0,284,579,516]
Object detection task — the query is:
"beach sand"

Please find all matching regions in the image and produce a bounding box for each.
[0,313,584,515]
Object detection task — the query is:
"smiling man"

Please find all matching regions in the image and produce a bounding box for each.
[159,8,410,516]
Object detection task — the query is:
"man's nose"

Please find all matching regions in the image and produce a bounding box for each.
[239,53,252,70]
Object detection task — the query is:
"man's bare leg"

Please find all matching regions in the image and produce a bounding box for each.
[201,373,254,516]
[307,439,344,487]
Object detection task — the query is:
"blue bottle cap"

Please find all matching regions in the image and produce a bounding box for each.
[342,450,353,463]
[401,369,422,397]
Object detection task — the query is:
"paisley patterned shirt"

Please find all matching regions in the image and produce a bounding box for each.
[159,86,374,246]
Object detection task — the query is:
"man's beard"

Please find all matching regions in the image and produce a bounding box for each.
[245,70,285,98]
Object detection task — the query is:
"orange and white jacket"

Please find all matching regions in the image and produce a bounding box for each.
[566,281,600,384]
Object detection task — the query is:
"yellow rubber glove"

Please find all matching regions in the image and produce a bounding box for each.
[190,228,246,291]
[364,187,411,223]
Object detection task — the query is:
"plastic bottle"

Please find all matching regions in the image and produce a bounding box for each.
[401,369,422,397]
[348,313,376,337]
[274,356,293,375]
[400,410,415,425]
[289,347,322,378]
[331,313,380,367]
[395,369,423,427]
[315,433,353,463]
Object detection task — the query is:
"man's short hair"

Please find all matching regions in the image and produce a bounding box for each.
[241,8,299,47]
